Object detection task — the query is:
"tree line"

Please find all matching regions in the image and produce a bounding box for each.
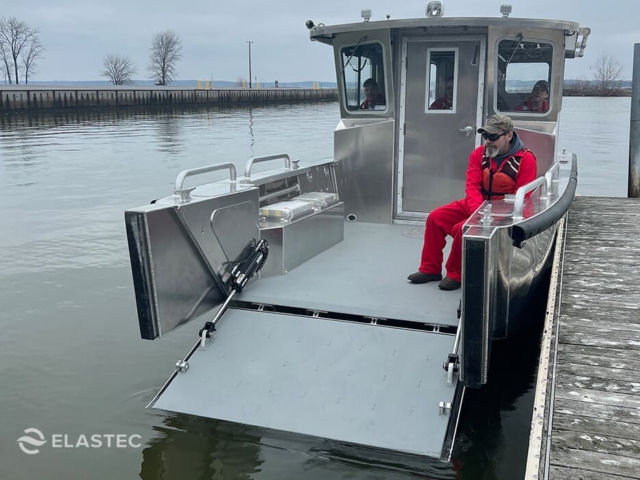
[102,30,183,86]
[563,52,628,96]
[0,17,44,84]
[0,16,182,86]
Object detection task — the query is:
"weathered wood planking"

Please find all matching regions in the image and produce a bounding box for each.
[548,197,640,480]
[550,465,638,479]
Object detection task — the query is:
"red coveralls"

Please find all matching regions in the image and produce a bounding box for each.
[418,145,537,282]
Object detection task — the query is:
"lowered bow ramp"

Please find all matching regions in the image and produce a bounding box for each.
[154,308,459,458]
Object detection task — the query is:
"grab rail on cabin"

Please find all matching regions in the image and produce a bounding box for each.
[244,153,292,180]
[510,155,578,248]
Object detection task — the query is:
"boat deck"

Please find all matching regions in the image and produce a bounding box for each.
[153,221,463,457]
[241,221,461,327]
[535,197,640,479]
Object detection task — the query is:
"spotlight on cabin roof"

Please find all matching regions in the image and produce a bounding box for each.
[361,9,372,22]
[426,1,444,17]
[500,4,512,18]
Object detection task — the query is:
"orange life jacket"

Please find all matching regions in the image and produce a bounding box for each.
[481,148,530,200]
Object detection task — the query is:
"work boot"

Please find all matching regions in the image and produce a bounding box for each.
[407,272,442,284]
[438,277,461,291]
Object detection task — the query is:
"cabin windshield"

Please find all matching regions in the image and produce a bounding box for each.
[340,41,387,112]
[496,38,553,114]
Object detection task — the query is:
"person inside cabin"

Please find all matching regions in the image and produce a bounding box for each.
[429,76,454,110]
[407,114,537,290]
[360,78,386,110]
[513,80,549,113]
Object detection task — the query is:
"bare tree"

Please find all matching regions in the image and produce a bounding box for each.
[0,40,12,84]
[148,30,182,85]
[20,36,44,84]
[593,52,624,92]
[102,54,136,85]
[0,17,41,85]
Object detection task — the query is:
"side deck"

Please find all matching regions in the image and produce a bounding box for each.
[527,196,640,479]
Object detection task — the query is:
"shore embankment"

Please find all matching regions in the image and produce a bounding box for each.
[0,86,338,111]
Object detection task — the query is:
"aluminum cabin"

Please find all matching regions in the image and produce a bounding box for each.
[125,6,587,460]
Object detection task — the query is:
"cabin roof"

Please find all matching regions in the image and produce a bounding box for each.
[309,16,580,42]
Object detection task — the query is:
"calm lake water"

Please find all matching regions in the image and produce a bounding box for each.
[0,97,631,480]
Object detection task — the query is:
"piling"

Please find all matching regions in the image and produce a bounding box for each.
[629,43,640,197]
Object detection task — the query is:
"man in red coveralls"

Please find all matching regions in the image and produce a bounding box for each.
[407,114,537,290]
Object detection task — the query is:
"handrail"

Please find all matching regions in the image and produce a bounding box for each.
[543,162,560,200]
[244,153,291,179]
[513,177,546,220]
[510,155,578,248]
[174,163,237,202]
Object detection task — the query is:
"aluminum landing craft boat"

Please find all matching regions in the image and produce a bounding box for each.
[125,4,587,460]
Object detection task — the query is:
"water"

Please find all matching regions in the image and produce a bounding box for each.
[0,97,631,479]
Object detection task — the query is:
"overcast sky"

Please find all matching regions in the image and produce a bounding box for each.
[3,0,639,83]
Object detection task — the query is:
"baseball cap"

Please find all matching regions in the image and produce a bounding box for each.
[477,114,514,135]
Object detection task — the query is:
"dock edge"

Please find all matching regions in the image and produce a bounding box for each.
[523,213,569,480]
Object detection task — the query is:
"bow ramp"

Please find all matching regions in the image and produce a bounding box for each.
[154,307,458,458]
[126,174,462,459]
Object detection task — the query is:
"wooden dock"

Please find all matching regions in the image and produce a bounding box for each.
[527,196,640,479]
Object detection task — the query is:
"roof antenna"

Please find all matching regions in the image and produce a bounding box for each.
[500,4,512,18]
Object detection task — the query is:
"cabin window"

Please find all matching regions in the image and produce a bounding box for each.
[426,48,457,113]
[340,42,387,112]
[496,38,553,114]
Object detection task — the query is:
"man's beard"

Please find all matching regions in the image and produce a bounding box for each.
[486,146,500,158]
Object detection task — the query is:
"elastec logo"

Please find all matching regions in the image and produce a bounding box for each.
[16,428,142,454]
[17,428,47,455]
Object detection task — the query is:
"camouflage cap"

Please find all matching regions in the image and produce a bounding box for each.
[477,114,514,135]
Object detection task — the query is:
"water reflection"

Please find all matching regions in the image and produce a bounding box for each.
[453,275,548,479]
[155,115,183,156]
[140,414,262,479]
[248,107,255,156]
[140,412,461,479]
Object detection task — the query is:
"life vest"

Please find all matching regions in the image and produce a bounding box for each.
[481,147,530,200]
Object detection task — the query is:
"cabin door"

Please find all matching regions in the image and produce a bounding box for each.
[398,38,485,218]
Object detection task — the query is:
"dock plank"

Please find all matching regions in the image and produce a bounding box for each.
[557,362,640,386]
[542,197,640,480]
[553,413,640,445]
[558,345,640,372]
[553,430,640,458]
[554,396,640,425]
[550,465,637,479]
[554,387,640,410]
[551,448,640,478]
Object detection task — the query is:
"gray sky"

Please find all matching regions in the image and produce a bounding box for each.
[3,0,638,82]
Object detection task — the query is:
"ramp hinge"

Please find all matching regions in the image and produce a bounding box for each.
[439,401,452,416]
[175,360,189,373]
[442,353,460,386]
[366,317,385,325]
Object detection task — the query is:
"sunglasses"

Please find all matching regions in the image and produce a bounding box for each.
[482,132,506,142]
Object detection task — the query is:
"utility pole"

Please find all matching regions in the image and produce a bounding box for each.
[247,41,254,89]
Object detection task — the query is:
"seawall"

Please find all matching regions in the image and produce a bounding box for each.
[0,86,338,111]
